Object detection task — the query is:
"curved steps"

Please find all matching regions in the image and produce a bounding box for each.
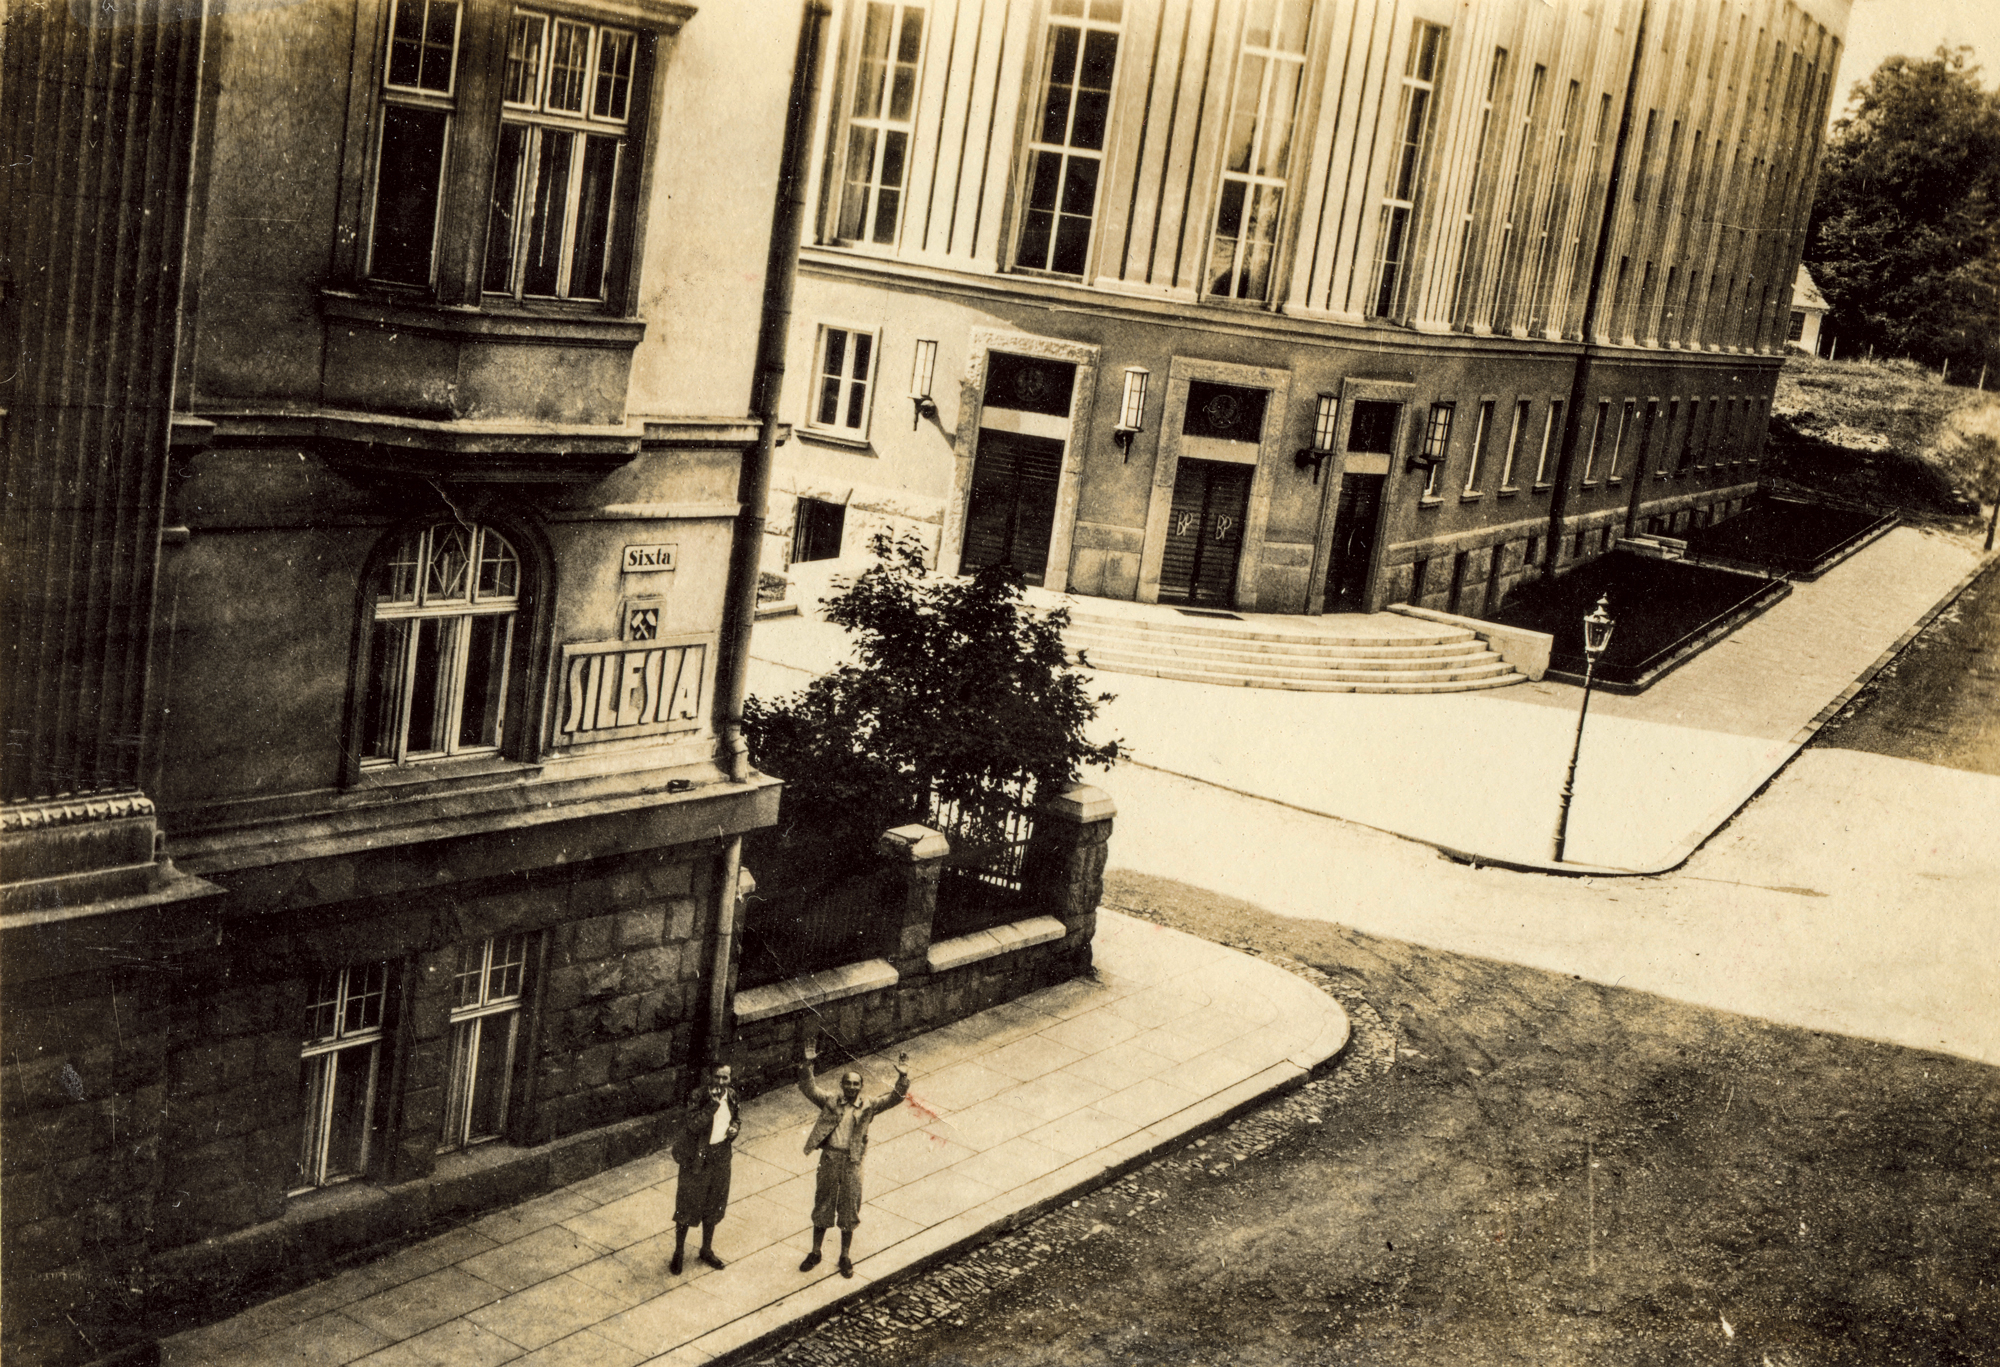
[1065,609,1526,694]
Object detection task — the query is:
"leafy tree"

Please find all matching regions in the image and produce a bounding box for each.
[1806,46,2000,376]
[743,534,1118,869]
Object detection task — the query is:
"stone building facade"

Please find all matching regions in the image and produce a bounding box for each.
[3,1,801,1359]
[765,0,1848,618]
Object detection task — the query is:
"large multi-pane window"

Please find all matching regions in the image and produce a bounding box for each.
[442,935,530,1150]
[1207,0,1312,301]
[482,11,636,301]
[1371,22,1448,318]
[370,0,462,285]
[294,963,391,1193]
[362,524,520,766]
[1487,63,1545,327]
[1018,2,1122,275]
[808,325,878,435]
[836,2,927,246]
[1450,48,1507,322]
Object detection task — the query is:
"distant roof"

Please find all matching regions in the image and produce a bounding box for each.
[1793,264,1829,312]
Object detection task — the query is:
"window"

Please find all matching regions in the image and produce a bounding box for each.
[363,523,520,766]
[1371,22,1447,317]
[1633,108,1659,203]
[442,935,530,1150]
[1658,400,1678,474]
[482,11,636,301]
[294,963,391,1193]
[1486,63,1544,326]
[1018,2,1122,275]
[809,325,878,435]
[1499,399,1530,488]
[1419,402,1453,497]
[1787,310,1805,341]
[1207,0,1312,301]
[792,497,846,563]
[1608,400,1635,479]
[365,1,654,303]
[1533,400,1562,485]
[1450,48,1506,321]
[370,0,463,285]
[1464,400,1494,494]
[1582,400,1609,482]
[835,2,927,246]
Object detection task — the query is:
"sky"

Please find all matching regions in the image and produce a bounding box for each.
[1831,0,2000,117]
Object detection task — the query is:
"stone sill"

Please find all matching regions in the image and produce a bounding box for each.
[926,916,1067,973]
[735,958,899,1023]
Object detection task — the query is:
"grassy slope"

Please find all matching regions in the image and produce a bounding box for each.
[1770,355,2000,527]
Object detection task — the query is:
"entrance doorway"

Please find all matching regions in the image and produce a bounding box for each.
[960,431,1064,584]
[1325,473,1384,610]
[1159,459,1252,606]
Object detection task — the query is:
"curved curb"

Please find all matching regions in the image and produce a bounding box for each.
[1114,549,2000,881]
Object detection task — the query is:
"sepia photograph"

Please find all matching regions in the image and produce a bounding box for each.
[3,0,1996,1362]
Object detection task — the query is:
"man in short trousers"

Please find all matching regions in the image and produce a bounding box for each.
[797,1038,910,1278]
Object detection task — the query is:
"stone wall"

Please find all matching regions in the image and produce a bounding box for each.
[729,786,1113,1099]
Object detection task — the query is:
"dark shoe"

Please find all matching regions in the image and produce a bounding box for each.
[799,1250,822,1272]
[838,1256,854,1278]
[669,1250,685,1276]
[698,1248,726,1271]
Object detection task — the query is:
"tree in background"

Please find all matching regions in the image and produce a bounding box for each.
[1807,46,2000,378]
[744,534,1118,868]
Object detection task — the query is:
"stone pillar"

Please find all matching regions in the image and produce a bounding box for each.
[876,824,948,977]
[1024,785,1116,962]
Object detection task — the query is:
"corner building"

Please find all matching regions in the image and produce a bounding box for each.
[3,1,794,1359]
[772,0,1848,616]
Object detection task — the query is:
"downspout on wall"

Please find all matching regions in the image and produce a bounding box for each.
[707,0,830,1063]
[1544,0,1651,571]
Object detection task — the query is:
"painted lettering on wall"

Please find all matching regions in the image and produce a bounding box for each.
[621,543,678,572]
[558,640,706,739]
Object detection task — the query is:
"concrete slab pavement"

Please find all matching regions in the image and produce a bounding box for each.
[158,913,1348,1367]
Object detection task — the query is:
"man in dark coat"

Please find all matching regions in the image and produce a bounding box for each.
[797,1038,910,1278]
[670,1063,740,1274]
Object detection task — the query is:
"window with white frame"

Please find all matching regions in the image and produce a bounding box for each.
[362,523,520,766]
[1608,400,1636,479]
[1419,402,1453,497]
[1499,398,1530,488]
[1206,0,1312,301]
[1450,48,1507,322]
[835,1,928,246]
[442,934,530,1150]
[481,11,637,301]
[1582,400,1610,482]
[294,962,391,1193]
[1533,400,1563,485]
[808,325,878,436]
[1486,63,1544,326]
[1371,22,1448,318]
[370,0,463,286]
[1464,400,1494,494]
[365,0,655,303]
[1017,1,1122,275]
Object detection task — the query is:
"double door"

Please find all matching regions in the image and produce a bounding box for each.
[1159,459,1252,607]
[960,431,1063,584]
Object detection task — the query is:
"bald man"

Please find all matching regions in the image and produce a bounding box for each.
[796,1038,910,1277]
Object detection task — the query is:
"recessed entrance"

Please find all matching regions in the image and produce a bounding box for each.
[1326,473,1384,610]
[1159,459,1252,607]
[961,430,1065,584]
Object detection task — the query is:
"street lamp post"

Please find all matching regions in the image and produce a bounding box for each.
[1552,594,1617,864]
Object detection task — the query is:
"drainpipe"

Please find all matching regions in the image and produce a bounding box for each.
[1544,0,1649,571]
[706,0,828,1065]
[718,0,829,785]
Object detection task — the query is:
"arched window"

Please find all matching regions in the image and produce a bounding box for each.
[362,523,521,765]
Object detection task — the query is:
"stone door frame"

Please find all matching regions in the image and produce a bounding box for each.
[1136,356,1292,608]
[1305,375,1416,615]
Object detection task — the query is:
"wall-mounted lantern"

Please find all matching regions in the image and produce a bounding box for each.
[1112,366,1149,459]
[1294,393,1339,482]
[910,338,938,427]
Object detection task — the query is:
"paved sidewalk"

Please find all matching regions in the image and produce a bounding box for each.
[159,913,1347,1367]
[749,526,1986,873]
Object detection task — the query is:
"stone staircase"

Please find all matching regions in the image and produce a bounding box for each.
[1064,608,1526,694]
